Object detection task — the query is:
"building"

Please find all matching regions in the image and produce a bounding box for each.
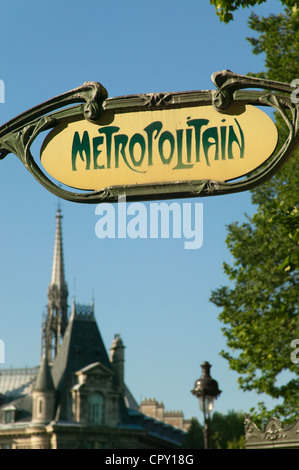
[0,210,186,449]
[139,399,191,431]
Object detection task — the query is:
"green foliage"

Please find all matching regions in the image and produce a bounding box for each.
[227,435,245,449]
[209,0,298,23]
[211,153,299,424]
[182,411,245,449]
[210,5,299,423]
[211,164,299,421]
[247,7,299,81]
[210,411,245,449]
[181,417,204,449]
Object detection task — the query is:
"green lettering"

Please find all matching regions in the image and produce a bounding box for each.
[228,119,245,159]
[129,133,146,167]
[72,131,91,171]
[174,129,193,170]
[92,135,105,169]
[220,126,227,160]
[144,121,163,166]
[114,134,143,173]
[202,127,219,166]
[187,119,209,162]
[186,128,192,163]
[98,126,119,168]
[158,131,175,164]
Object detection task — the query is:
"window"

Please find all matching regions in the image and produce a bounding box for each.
[38,397,43,414]
[88,393,105,425]
[4,410,14,424]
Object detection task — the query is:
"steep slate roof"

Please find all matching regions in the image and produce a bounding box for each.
[51,302,112,392]
[51,302,113,422]
[34,356,54,392]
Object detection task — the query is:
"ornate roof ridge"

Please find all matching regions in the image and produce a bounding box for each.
[70,300,95,321]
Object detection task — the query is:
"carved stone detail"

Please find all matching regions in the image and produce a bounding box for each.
[245,415,299,448]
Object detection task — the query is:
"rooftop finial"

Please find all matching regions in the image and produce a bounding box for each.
[50,208,66,288]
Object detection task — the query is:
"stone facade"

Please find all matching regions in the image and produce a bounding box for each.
[139,398,191,431]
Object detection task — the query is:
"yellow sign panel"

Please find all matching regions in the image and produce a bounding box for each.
[41,103,278,191]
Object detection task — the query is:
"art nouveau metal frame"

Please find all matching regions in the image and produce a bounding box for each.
[0,70,298,203]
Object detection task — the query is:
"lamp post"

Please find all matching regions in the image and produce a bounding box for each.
[191,361,221,449]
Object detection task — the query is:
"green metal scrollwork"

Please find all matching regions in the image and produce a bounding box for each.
[0,81,109,202]
[209,70,299,196]
[0,71,298,203]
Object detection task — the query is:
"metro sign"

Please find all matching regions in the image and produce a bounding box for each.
[0,71,297,203]
[41,103,277,192]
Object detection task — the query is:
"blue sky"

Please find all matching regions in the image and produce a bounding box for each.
[0,0,286,423]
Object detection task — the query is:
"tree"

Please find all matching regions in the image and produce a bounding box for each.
[209,0,298,23]
[210,411,245,449]
[247,6,299,82]
[181,417,204,449]
[182,411,245,449]
[210,5,299,424]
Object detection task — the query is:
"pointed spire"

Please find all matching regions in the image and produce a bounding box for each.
[32,355,56,424]
[34,355,55,392]
[50,209,66,289]
[43,209,69,363]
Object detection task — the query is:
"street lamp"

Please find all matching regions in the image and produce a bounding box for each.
[191,361,221,449]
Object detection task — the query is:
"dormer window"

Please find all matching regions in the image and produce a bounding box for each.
[5,410,14,423]
[88,393,105,425]
[4,406,16,424]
